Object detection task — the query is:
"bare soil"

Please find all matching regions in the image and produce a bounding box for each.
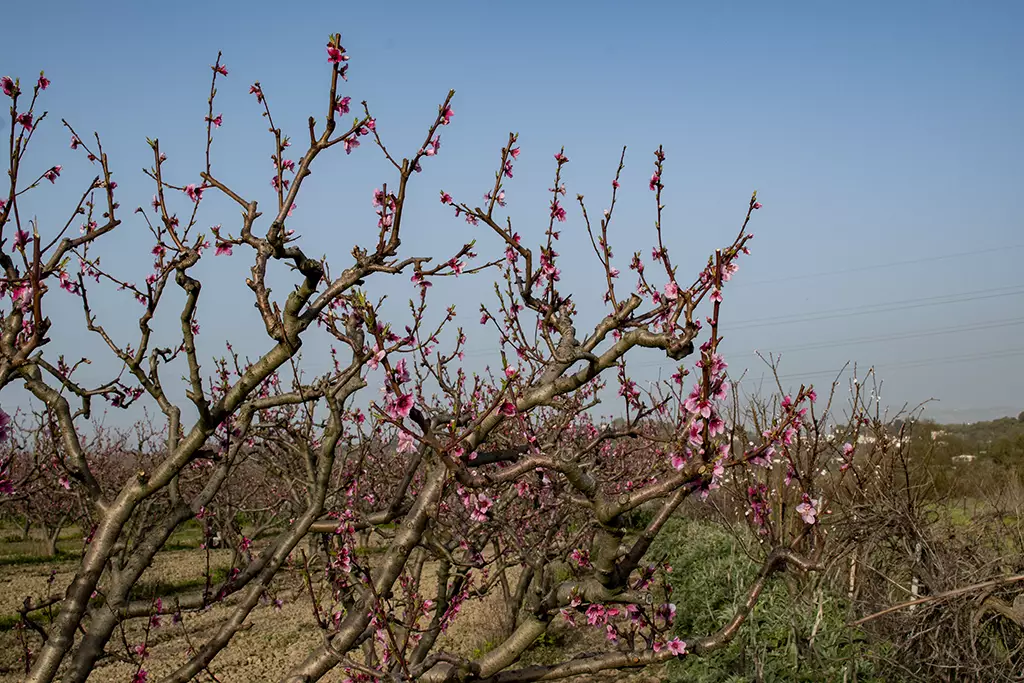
[0,548,662,682]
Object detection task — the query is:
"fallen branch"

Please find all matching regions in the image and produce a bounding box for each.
[848,573,1024,627]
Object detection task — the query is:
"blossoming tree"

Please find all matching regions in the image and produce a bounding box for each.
[1,34,829,683]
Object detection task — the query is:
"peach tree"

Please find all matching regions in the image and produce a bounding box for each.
[1,33,823,683]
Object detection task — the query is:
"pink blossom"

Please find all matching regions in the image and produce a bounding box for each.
[795,495,819,525]
[335,96,351,115]
[397,430,417,454]
[212,64,228,76]
[660,602,677,625]
[550,201,566,222]
[184,184,204,202]
[440,106,454,125]
[206,114,223,127]
[499,401,517,417]
[249,84,264,102]
[667,637,687,656]
[37,73,50,90]
[367,346,385,370]
[16,112,32,130]
[394,358,411,384]
[43,166,61,183]
[344,137,360,154]
[1,77,16,97]
[215,243,232,256]
[568,548,590,568]
[711,379,729,401]
[585,604,607,626]
[466,492,494,522]
[663,281,680,300]
[707,415,726,437]
[388,393,414,420]
[509,147,520,159]
[842,442,854,457]
[504,366,517,379]
[753,202,762,210]
[327,45,346,64]
[11,282,30,303]
[424,135,441,156]
[58,271,76,293]
[649,173,660,191]
[440,191,452,204]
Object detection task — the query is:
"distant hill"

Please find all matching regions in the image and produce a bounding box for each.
[920,405,1022,424]
[914,412,1024,468]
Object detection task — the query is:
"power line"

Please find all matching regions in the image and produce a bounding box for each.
[725,285,1024,330]
[732,243,1024,288]
[629,316,1024,368]
[715,317,1024,359]
[442,243,1024,358]
[733,346,1024,385]
[458,286,1024,358]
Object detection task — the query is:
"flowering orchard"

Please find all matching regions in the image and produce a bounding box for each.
[0,34,845,683]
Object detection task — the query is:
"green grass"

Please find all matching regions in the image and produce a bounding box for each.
[0,525,84,562]
[129,565,231,602]
[650,519,888,683]
[0,519,211,565]
[0,550,78,567]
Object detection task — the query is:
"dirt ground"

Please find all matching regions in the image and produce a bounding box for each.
[1,548,655,683]
[0,548,335,681]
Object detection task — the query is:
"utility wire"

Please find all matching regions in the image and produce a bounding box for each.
[458,286,1024,358]
[733,347,1024,385]
[629,316,1024,368]
[733,243,1024,288]
[724,285,1024,330]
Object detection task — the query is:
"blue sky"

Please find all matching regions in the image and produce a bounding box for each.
[2,0,1022,426]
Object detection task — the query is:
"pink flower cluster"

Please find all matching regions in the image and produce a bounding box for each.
[796,493,819,525]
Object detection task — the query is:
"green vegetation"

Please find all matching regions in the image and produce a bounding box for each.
[651,518,887,683]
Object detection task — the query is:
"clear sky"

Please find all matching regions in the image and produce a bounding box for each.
[2,0,1022,426]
